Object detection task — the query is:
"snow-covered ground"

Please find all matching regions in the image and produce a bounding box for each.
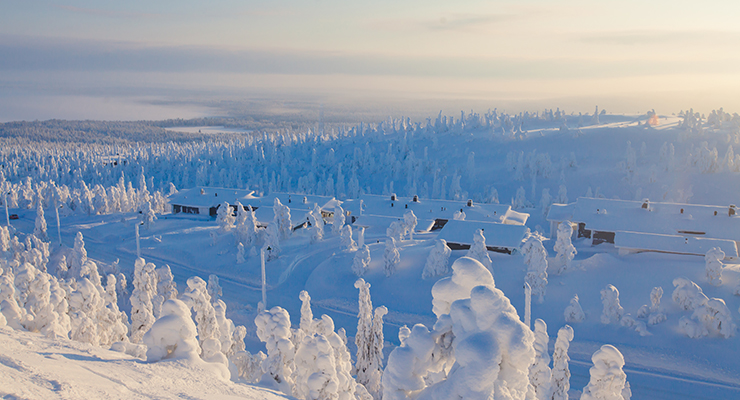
[2,108,740,399]
[164,126,253,135]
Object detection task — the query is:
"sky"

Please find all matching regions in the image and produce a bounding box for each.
[2,0,740,121]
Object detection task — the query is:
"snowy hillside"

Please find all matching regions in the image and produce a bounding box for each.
[2,107,740,399]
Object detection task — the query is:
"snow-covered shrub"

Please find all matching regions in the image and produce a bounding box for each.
[231,350,267,383]
[144,298,201,362]
[672,277,708,311]
[529,319,552,400]
[422,239,451,279]
[601,284,624,324]
[352,244,371,277]
[551,325,574,400]
[236,242,246,264]
[216,201,235,233]
[680,297,736,339]
[522,234,548,303]
[554,222,576,274]
[340,224,357,252]
[581,344,630,400]
[255,306,295,395]
[466,229,493,273]
[620,314,651,337]
[383,238,400,277]
[705,247,725,286]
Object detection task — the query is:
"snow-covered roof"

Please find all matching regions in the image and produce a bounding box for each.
[342,194,527,225]
[614,231,739,258]
[351,215,436,232]
[436,219,529,250]
[167,187,257,208]
[554,197,740,242]
[546,203,575,223]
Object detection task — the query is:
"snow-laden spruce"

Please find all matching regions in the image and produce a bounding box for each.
[528,319,552,400]
[679,297,736,339]
[466,229,493,273]
[68,231,88,279]
[354,279,386,400]
[551,325,574,400]
[581,344,631,400]
[144,298,201,362]
[308,204,325,243]
[255,306,295,395]
[564,294,585,323]
[553,222,576,274]
[522,234,548,303]
[33,202,48,241]
[216,201,235,233]
[352,244,371,277]
[263,223,281,260]
[422,239,451,279]
[341,224,357,252]
[601,284,624,324]
[180,276,225,366]
[705,247,724,286]
[383,238,400,277]
[403,210,417,240]
[333,204,346,236]
[273,198,292,240]
[383,257,535,400]
[129,257,156,343]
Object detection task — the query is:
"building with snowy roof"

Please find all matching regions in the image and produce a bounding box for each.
[547,197,740,259]
[168,187,257,216]
[435,219,530,254]
[342,194,528,233]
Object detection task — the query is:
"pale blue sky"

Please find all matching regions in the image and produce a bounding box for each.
[2,0,740,119]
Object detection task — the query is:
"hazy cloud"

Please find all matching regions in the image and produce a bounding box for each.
[53,4,160,19]
[578,29,740,46]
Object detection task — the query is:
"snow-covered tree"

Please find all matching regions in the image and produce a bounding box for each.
[237,242,246,264]
[601,284,624,324]
[529,319,552,400]
[308,205,324,243]
[415,257,535,400]
[144,298,201,362]
[156,264,177,300]
[237,204,259,246]
[522,234,548,303]
[263,223,281,261]
[403,210,417,240]
[466,229,493,272]
[355,278,386,399]
[422,239,451,279]
[352,244,371,277]
[130,257,156,343]
[383,238,400,277]
[386,220,405,242]
[273,198,292,240]
[564,294,585,323]
[672,277,708,311]
[340,224,357,252]
[140,200,157,230]
[512,186,529,209]
[180,276,220,349]
[555,184,568,204]
[0,272,25,330]
[69,231,88,279]
[680,297,736,339]
[332,204,346,236]
[216,202,235,233]
[254,306,295,395]
[382,324,435,400]
[551,325,574,400]
[581,345,631,400]
[637,287,666,325]
[208,274,223,303]
[33,202,48,241]
[540,188,552,218]
[554,222,576,274]
[705,247,724,286]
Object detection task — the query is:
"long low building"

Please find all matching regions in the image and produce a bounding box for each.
[547,197,740,259]
[435,219,530,254]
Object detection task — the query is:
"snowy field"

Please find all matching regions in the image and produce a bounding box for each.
[2,108,740,399]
